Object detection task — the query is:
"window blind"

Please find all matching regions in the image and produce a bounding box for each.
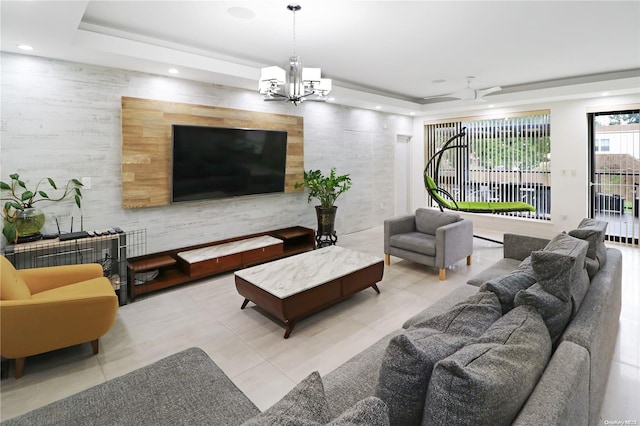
[424,110,551,219]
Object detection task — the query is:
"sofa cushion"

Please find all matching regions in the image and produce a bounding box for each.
[479,256,537,313]
[514,283,573,343]
[242,371,330,425]
[244,372,389,426]
[327,397,389,426]
[389,232,436,256]
[379,292,501,426]
[415,208,459,235]
[423,305,552,426]
[402,291,501,331]
[568,218,608,277]
[466,258,522,287]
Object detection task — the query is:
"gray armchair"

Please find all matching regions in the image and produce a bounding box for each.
[384,208,473,280]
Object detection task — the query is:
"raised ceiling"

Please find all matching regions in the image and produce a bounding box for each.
[1,1,639,114]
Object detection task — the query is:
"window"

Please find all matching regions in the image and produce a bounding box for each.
[595,138,610,152]
[424,110,551,220]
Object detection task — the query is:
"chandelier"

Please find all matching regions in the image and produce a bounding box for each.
[259,4,331,105]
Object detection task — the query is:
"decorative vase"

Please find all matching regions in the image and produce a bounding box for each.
[10,207,45,242]
[315,206,338,247]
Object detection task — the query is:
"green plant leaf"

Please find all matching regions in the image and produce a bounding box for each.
[21,191,33,201]
[10,202,22,210]
[47,178,57,189]
[9,173,19,180]
[0,181,10,190]
[38,191,49,199]
[75,194,82,208]
[297,168,351,208]
[17,179,26,189]
[2,222,17,244]
[71,178,83,186]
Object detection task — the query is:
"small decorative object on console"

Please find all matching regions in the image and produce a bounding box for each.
[0,173,83,244]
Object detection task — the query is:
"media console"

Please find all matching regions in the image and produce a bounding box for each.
[126,226,315,301]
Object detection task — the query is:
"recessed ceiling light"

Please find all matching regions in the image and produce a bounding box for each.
[409,112,416,115]
[227,7,255,19]
[488,104,495,108]
[328,97,335,102]
[17,44,33,51]
[375,106,381,109]
[168,68,179,74]
[601,92,610,96]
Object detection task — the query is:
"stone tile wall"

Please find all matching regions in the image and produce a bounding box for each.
[1,53,412,252]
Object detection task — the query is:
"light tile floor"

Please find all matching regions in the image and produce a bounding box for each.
[1,226,639,423]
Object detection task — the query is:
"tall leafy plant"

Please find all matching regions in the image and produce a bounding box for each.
[1,173,83,243]
[295,168,352,208]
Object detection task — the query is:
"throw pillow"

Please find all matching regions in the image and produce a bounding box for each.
[403,291,502,331]
[379,292,501,426]
[568,218,608,277]
[415,208,459,235]
[327,397,390,426]
[532,233,590,313]
[514,283,572,343]
[376,328,473,426]
[423,305,551,426]
[241,371,330,426]
[480,256,536,313]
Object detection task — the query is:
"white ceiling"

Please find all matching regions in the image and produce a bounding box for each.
[2,1,639,115]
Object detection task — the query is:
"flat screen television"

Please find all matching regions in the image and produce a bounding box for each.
[172,125,288,203]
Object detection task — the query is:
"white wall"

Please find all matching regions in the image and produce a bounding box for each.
[0,53,412,252]
[410,95,640,238]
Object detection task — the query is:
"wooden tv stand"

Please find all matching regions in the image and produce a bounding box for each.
[126,226,315,302]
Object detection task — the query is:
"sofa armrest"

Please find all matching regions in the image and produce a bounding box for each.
[561,248,622,426]
[503,233,550,261]
[19,263,105,294]
[1,347,261,425]
[384,215,416,253]
[0,279,117,359]
[435,219,473,269]
[513,341,589,426]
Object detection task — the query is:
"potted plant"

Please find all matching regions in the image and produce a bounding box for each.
[1,173,83,244]
[295,168,352,246]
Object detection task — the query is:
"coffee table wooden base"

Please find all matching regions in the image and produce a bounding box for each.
[236,261,383,339]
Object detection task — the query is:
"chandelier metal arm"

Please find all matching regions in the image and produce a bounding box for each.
[258,4,331,105]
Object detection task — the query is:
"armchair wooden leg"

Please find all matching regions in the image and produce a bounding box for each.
[439,268,446,281]
[384,254,390,265]
[15,357,25,379]
[91,339,99,355]
[467,255,472,265]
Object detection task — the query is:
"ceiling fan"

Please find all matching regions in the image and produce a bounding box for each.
[423,77,502,102]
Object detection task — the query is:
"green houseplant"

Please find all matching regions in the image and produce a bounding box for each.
[295,168,352,246]
[1,173,83,243]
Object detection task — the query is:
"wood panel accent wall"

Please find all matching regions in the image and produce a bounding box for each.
[121,97,304,208]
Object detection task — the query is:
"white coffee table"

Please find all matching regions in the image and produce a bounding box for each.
[234,245,384,338]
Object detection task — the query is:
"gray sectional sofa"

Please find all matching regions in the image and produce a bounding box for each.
[4,220,622,426]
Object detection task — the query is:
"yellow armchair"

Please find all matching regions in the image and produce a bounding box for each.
[0,255,118,378]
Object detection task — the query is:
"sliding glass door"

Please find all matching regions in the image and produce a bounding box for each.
[589,109,640,245]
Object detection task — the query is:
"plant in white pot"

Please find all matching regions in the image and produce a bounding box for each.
[295,168,352,247]
[1,173,83,244]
